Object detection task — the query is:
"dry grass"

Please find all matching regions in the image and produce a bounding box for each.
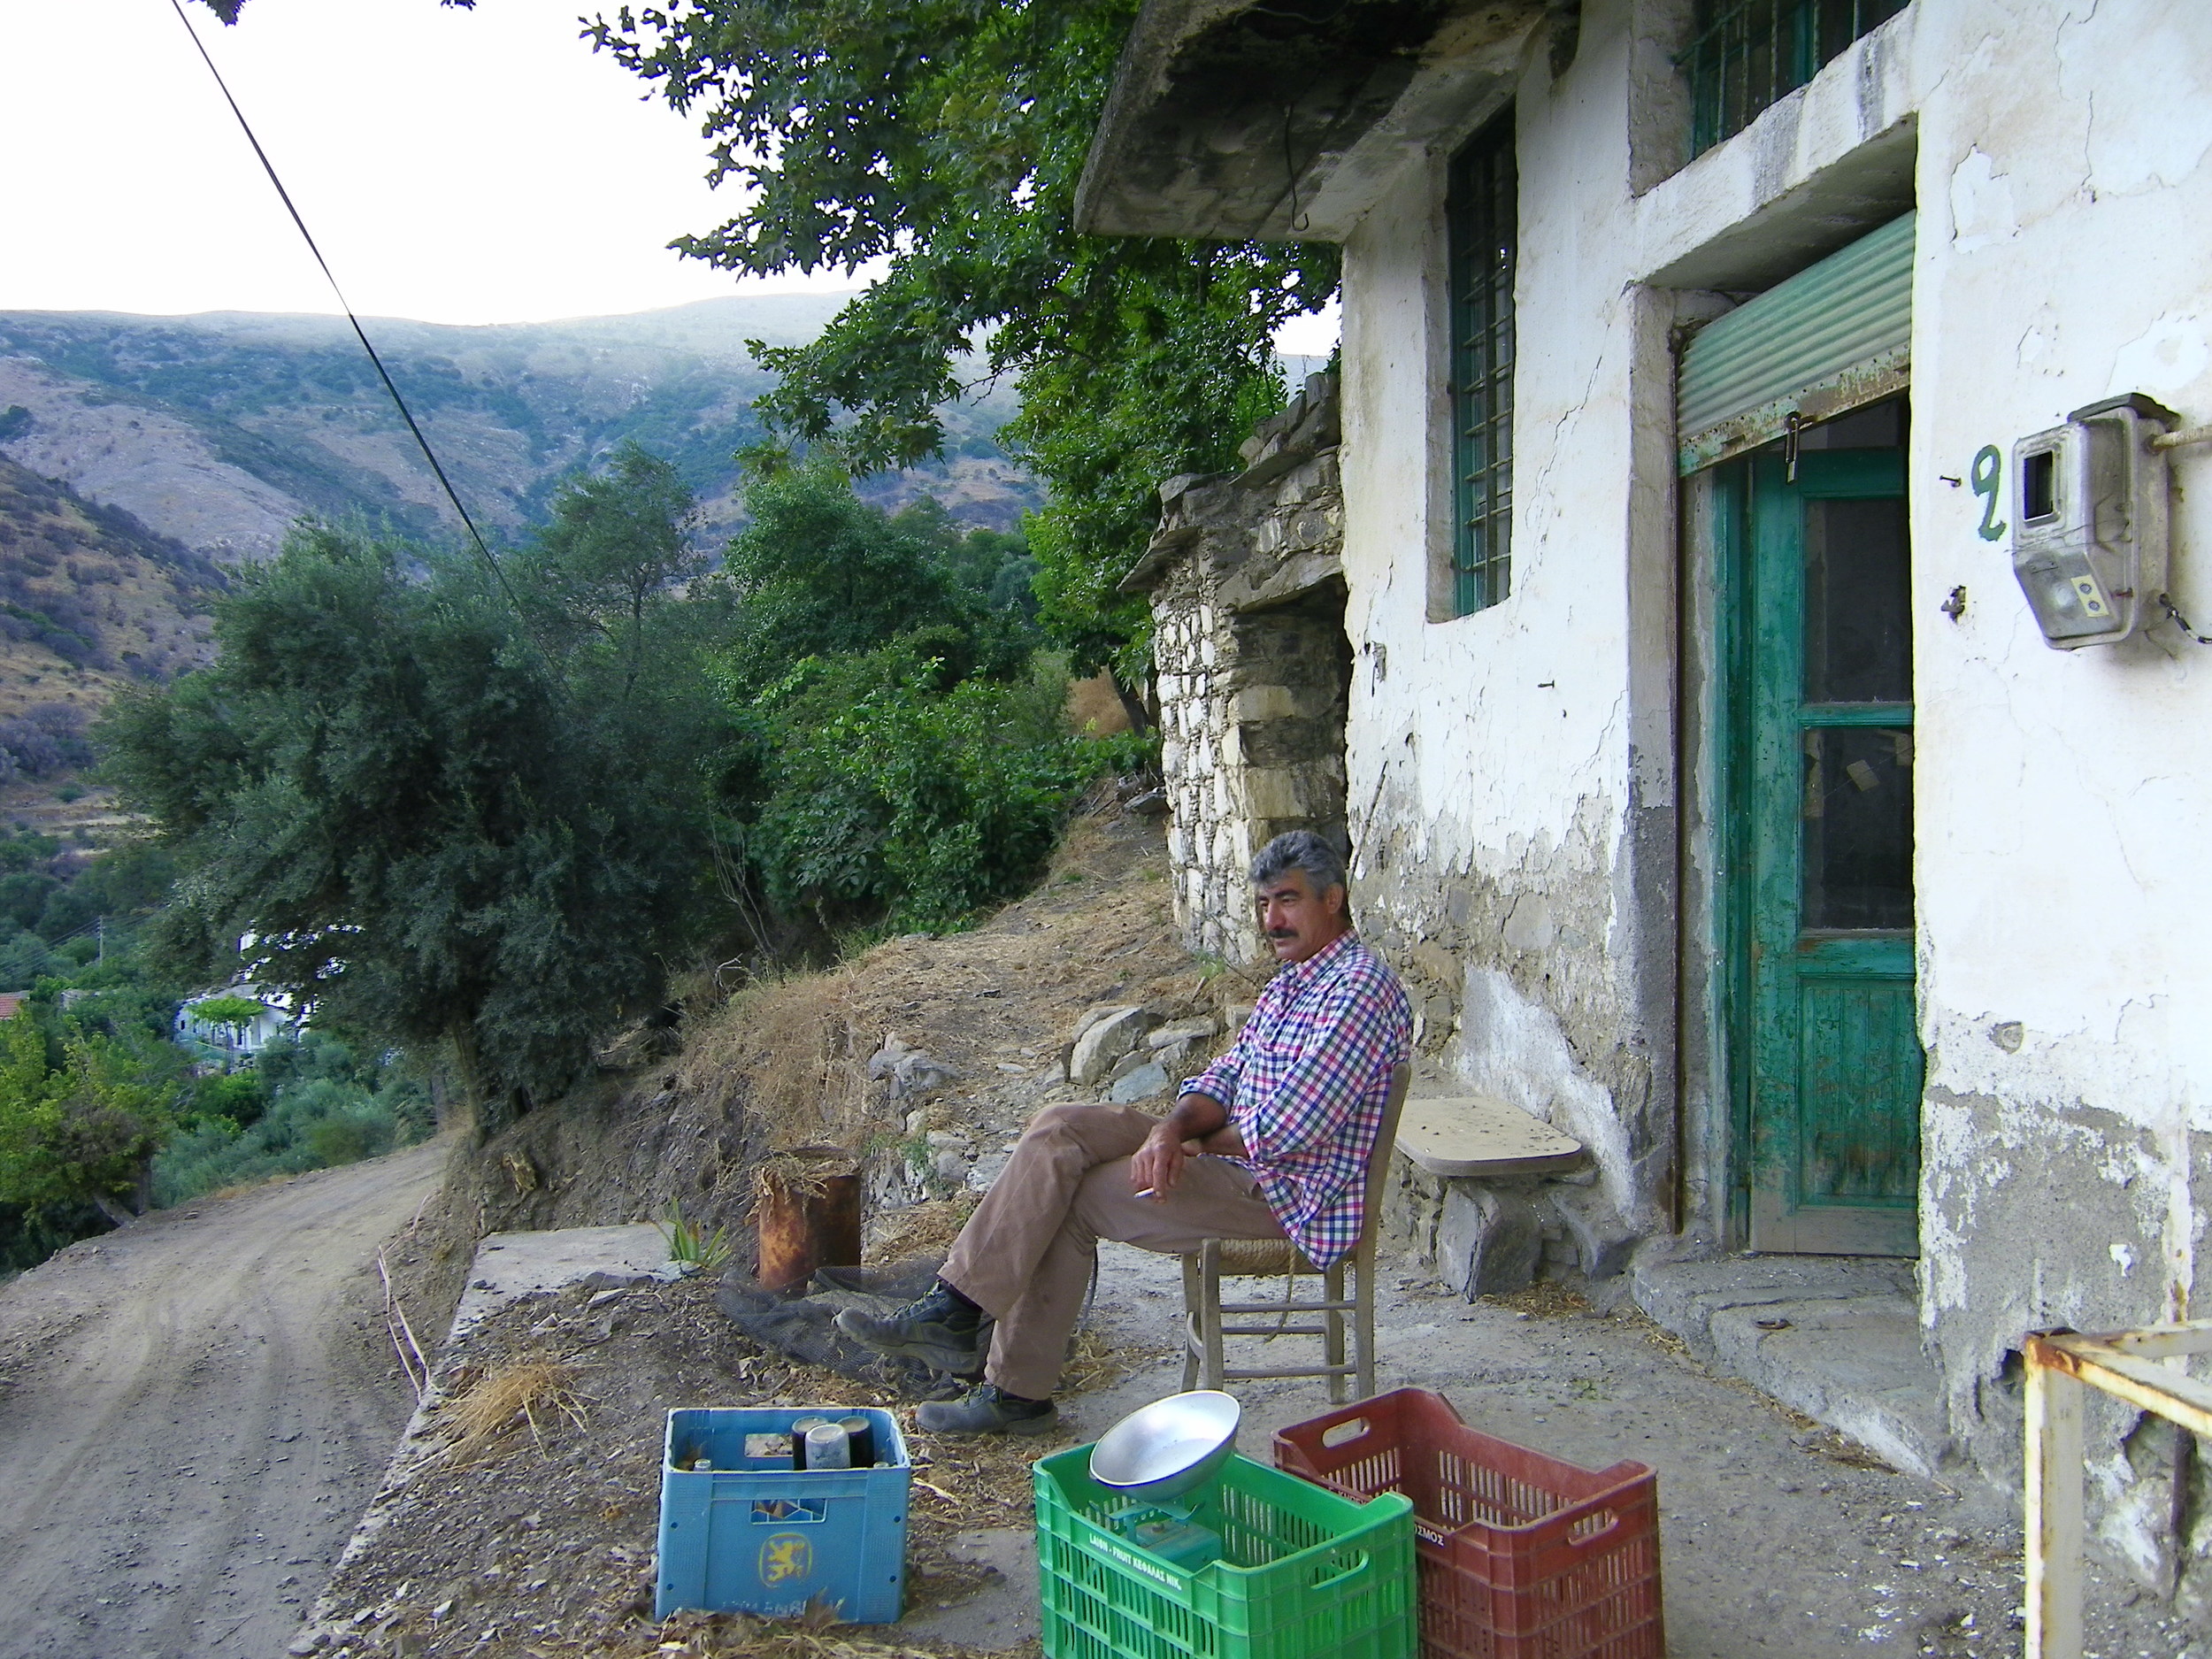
[1060,1325,1167,1396]
[679,972,872,1154]
[1798,1426,1900,1473]
[1064,671,1132,736]
[596,1609,989,1659]
[908,1416,1072,1532]
[865,1196,977,1263]
[753,1150,854,1210]
[442,1359,590,1461]
[1481,1281,1595,1318]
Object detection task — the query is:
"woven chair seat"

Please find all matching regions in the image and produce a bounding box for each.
[1213,1238,1317,1275]
[1179,1063,1410,1403]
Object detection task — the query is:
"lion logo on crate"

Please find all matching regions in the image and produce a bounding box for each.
[759,1531,814,1586]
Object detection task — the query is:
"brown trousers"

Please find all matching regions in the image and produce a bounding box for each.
[941,1102,1286,1399]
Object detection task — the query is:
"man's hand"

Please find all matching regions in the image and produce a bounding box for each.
[1128,1125,1189,1200]
[1129,1091,1233,1201]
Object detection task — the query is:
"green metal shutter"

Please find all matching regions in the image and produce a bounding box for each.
[1677,211,1916,473]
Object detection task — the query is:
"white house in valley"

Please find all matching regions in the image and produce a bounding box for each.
[174,982,297,1066]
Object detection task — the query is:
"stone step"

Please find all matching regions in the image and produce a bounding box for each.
[1632,1255,1960,1480]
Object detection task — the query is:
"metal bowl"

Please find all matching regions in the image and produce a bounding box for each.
[1089,1390,1242,1502]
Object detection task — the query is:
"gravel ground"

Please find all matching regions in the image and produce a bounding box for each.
[296,1230,2201,1659]
[0,1140,447,1659]
[304,1271,1095,1659]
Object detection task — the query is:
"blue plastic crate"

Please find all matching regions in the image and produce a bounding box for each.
[657,1407,911,1623]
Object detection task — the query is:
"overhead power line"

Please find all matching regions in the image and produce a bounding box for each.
[165,0,523,611]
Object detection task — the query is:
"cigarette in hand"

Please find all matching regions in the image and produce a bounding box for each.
[1133,1187,1157,1200]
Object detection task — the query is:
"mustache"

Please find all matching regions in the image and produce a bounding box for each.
[1266,928,1299,939]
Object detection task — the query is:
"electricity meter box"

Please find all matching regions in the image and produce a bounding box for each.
[2011,393,2177,649]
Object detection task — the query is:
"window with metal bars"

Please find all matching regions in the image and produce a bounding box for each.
[1448,111,1516,618]
[1683,0,1908,156]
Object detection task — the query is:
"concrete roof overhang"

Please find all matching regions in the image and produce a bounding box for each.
[1076,0,1549,242]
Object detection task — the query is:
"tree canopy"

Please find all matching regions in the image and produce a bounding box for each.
[589,0,1337,687]
[95,452,1125,1128]
[99,477,724,1125]
[714,464,1036,694]
[514,441,707,697]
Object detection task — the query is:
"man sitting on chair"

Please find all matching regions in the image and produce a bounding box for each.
[839,828,1413,1434]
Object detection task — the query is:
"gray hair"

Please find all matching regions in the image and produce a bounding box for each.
[1250,829,1347,896]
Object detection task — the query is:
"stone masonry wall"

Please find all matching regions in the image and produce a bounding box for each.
[1126,374,1350,965]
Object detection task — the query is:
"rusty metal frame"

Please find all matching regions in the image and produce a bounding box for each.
[2023,1321,2212,1658]
[1675,350,1909,475]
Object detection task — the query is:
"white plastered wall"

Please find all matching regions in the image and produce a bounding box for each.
[1898,0,2212,1395]
[1339,5,1665,1224]
[1335,0,2212,1426]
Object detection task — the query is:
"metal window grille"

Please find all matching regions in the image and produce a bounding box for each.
[1683,0,1908,156]
[1448,112,1516,618]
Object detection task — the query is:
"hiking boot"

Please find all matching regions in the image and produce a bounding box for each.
[916,1384,1059,1437]
[836,1280,986,1377]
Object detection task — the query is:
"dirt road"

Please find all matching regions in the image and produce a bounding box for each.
[0,1140,447,1659]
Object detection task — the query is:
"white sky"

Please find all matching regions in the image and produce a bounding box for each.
[0,0,1341,351]
[0,0,846,324]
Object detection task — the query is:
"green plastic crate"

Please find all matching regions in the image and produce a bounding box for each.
[1035,1445,1416,1659]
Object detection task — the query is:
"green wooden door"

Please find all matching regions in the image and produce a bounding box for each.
[1741,447,1923,1256]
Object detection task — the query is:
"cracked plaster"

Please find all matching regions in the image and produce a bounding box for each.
[1193,0,2212,1555]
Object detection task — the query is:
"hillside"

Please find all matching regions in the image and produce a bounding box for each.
[0,297,1041,563]
[0,456,221,844]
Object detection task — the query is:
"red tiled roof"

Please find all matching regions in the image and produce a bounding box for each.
[0,994,25,1021]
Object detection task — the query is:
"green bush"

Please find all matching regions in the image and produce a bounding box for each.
[190,1067,266,1128]
[150,1033,433,1206]
[0,1197,108,1274]
[724,644,1148,933]
[0,928,61,987]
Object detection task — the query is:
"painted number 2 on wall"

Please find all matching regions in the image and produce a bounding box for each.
[1970,444,2007,541]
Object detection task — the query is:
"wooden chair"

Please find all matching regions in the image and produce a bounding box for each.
[1175,1063,1411,1403]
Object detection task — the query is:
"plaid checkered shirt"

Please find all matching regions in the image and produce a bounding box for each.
[1179,931,1412,1269]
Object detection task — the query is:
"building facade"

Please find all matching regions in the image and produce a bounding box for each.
[174,982,296,1066]
[1081,0,2212,1550]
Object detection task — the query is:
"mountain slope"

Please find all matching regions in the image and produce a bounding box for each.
[0,297,1041,560]
[0,456,219,718]
[0,456,224,849]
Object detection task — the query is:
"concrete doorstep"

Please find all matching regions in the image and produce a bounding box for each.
[1632,1253,1961,1483]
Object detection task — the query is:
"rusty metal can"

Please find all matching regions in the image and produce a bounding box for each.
[755,1158,863,1292]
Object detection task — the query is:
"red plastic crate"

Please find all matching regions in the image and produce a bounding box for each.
[1274,1388,1663,1659]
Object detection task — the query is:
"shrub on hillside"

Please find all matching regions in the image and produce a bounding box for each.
[100,514,721,1124]
[151,1033,433,1206]
[721,645,1147,933]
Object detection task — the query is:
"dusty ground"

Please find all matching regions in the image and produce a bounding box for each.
[1,803,2198,1659]
[303,1267,1118,1659]
[0,1138,449,1659]
[299,1229,2193,1659]
[1073,1248,2197,1659]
